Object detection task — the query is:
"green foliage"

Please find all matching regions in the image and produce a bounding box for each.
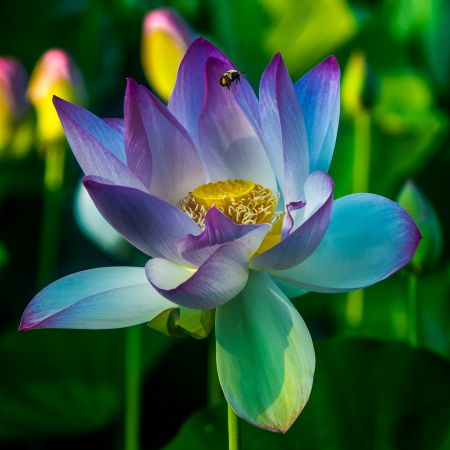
[0,327,171,440]
[164,339,450,450]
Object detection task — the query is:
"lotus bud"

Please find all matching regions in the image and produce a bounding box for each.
[74,181,132,259]
[28,49,86,146]
[0,57,29,153]
[341,51,377,115]
[141,8,193,101]
[149,307,214,340]
[397,180,442,273]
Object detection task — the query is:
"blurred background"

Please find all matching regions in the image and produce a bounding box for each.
[0,0,449,449]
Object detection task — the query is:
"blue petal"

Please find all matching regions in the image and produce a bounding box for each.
[294,56,340,173]
[197,57,276,190]
[20,267,175,330]
[124,79,205,203]
[259,53,309,203]
[145,241,252,309]
[178,207,269,266]
[216,271,315,432]
[53,97,143,189]
[169,38,260,144]
[271,194,421,292]
[83,176,200,264]
[251,172,334,270]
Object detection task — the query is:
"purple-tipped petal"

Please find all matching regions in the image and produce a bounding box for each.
[19,267,175,330]
[145,241,251,309]
[53,97,143,189]
[83,176,200,264]
[169,38,260,142]
[197,57,276,190]
[178,207,270,266]
[125,79,205,202]
[259,53,309,203]
[271,194,421,292]
[294,56,340,173]
[251,172,334,270]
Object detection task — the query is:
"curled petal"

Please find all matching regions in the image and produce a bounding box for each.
[216,271,315,432]
[251,172,334,270]
[19,267,175,330]
[124,79,205,203]
[83,176,199,264]
[294,56,340,173]
[178,207,270,266]
[259,53,309,203]
[271,194,421,292]
[53,97,143,189]
[145,242,250,309]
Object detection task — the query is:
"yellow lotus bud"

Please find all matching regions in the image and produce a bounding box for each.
[142,8,193,101]
[341,51,377,115]
[28,49,85,146]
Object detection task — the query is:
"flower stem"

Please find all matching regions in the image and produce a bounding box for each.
[346,110,371,327]
[407,273,418,347]
[37,144,66,288]
[228,404,241,450]
[208,336,221,406]
[352,110,371,193]
[124,325,142,450]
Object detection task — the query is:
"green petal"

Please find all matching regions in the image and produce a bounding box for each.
[215,271,315,432]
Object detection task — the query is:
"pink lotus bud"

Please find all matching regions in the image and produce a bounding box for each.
[142,8,193,101]
[28,49,86,145]
[0,57,28,122]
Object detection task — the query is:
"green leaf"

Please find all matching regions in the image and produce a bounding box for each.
[0,327,171,440]
[397,181,443,272]
[298,265,450,360]
[164,339,450,449]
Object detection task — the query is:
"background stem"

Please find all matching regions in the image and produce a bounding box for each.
[125,325,142,450]
[36,144,65,288]
[228,404,241,450]
[407,273,418,347]
[346,110,371,327]
[208,336,221,406]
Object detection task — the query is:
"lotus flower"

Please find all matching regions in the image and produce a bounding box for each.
[20,38,420,432]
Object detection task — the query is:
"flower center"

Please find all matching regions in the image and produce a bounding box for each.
[177,179,283,253]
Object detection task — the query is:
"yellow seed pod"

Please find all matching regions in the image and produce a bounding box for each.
[142,9,193,101]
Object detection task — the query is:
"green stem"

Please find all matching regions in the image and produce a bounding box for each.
[125,326,142,450]
[345,290,364,327]
[37,144,66,288]
[208,335,221,406]
[228,404,241,450]
[352,110,371,193]
[346,110,371,327]
[407,273,418,347]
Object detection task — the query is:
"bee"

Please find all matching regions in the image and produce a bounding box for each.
[219,69,241,91]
